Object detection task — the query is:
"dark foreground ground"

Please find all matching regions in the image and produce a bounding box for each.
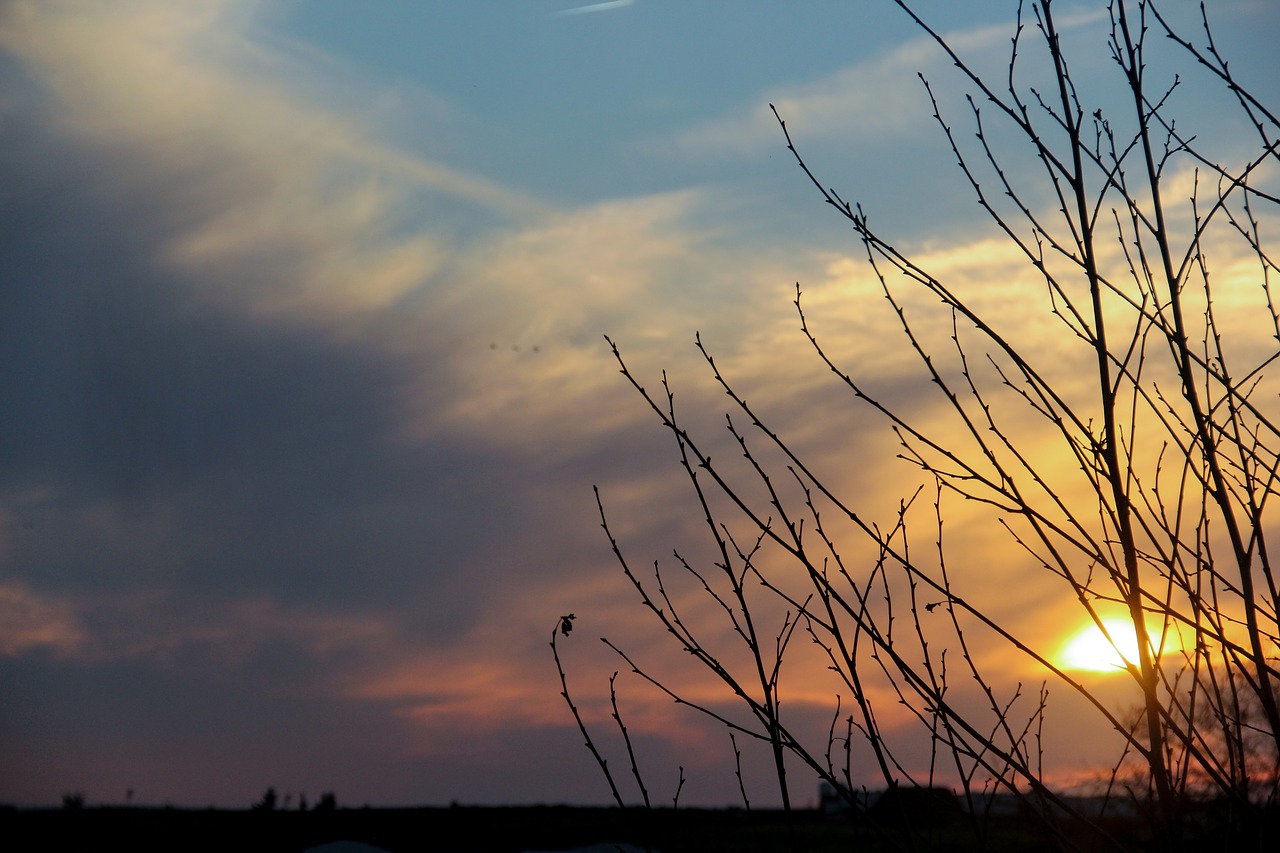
[0,804,1024,853]
[3,800,1276,852]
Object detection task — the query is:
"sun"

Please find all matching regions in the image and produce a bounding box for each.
[1059,617,1157,672]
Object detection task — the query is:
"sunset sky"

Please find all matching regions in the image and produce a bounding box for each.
[1,0,1277,809]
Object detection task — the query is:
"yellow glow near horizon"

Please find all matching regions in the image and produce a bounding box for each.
[1059,617,1171,673]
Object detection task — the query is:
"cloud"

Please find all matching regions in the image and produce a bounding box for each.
[669,8,1109,159]
[0,581,86,658]
[0,0,551,329]
[668,31,976,158]
[0,1,807,807]
[0,0,520,656]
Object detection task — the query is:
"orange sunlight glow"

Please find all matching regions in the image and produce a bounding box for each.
[1058,616,1181,673]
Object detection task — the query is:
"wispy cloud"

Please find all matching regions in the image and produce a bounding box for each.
[669,9,1108,158]
[0,582,86,658]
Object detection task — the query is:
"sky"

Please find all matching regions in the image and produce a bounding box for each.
[1,0,1277,809]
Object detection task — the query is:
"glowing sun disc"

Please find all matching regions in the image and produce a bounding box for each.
[1060,617,1146,672]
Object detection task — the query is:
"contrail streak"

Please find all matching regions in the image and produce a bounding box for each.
[554,0,634,17]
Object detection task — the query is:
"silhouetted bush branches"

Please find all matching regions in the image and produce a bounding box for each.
[562,1,1279,849]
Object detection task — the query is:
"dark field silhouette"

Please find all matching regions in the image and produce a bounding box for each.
[8,797,1278,852]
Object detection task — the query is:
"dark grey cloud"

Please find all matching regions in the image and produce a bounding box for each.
[0,131,475,611]
[0,41,570,793]
[0,19,713,806]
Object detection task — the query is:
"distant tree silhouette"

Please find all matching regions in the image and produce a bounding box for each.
[251,786,278,811]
